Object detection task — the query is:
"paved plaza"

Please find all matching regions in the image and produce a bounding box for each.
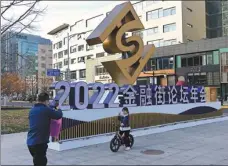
[2,120,228,165]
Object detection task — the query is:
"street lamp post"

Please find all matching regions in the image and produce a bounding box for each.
[66,32,72,81]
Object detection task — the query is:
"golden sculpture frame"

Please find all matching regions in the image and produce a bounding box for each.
[86,2,155,86]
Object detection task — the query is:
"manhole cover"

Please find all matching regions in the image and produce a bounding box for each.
[141,149,164,155]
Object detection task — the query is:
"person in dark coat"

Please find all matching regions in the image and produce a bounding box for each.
[27,92,63,166]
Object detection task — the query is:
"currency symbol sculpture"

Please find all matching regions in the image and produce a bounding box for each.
[86,2,156,86]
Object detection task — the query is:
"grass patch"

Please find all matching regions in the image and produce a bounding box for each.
[1,109,29,134]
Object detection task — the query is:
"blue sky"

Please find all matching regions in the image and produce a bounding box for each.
[35,1,113,39]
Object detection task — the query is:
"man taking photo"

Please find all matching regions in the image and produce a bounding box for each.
[27,92,63,166]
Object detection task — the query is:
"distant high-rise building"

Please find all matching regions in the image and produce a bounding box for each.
[37,44,53,93]
[206,0,228,38]
[1,32,52,77]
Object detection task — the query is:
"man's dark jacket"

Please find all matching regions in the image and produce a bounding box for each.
[27,103,63,146]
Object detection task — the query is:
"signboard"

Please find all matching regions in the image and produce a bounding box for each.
[50,81,206,110]
[47,69,60,77]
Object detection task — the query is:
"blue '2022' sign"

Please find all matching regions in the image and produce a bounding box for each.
[50,81,206,110]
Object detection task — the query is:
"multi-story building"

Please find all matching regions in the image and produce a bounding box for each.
[87,36,228,96]
[37,44,53,93]
[48,0,206,82]
[206,0,228,38]
[1,32,51,77]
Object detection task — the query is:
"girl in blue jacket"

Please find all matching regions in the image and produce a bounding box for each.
[118,107,131,150]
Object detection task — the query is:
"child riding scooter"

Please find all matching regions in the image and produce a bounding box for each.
[118,107,131,151]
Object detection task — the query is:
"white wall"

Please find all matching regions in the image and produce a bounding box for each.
[50,0,206,82]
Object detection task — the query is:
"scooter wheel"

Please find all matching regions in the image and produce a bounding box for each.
[110,137,121,152]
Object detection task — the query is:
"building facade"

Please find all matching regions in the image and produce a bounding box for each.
[1,32,51,77]
[37,44,53,93]
[48,0,206,82]
[86,36,228,94]
[206,0,228,38]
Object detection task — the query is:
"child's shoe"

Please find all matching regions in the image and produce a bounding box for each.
[125,147,131,151]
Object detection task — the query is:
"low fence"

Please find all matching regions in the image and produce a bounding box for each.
[57,109,223,141]
[1,100,33,110]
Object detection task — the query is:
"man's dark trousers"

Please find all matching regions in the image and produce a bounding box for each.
[28,143,48,166]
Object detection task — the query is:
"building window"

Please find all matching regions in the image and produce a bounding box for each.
[64,50,68,55]
[187,23,193,28]
[41,63,46,68]
[163,23,176,33]
[147,39,163,47]
[146,27,158,35]
[63,37,67,45]
[70,71,77,80]
[58,51,63,59]
[213,72,220,85]
[79,69,86,78]
[146,8,163,20]
[180,54,206,67]
[144,58,156,71]
[157,57,174,70]
[194,56,200,66]
[56,41,62,49]
[71,58,76,64]
[78,57,85,63]
[70,45,77,53]
[181,58,187,67]
[86,44,94,51]
[169,57,174,68]
[187,72,207,86]
[213,51,219,64]
[41,56,46,61]
[77,34,82,40]
[58,62,62,68]
[187,57,193,66]
[207,52,213,65]
[163,39,177,46]
[87,55,93,59]
[168,75,175,86]
[96,52,105,58]
[207,72,213,85]
[132,30,144,39]
[78,45,84,52]
[64,59,68,66]
[163,7,176,17]
[54,53,57,59]
[95,65,107,76]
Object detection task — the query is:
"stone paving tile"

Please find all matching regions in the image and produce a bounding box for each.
[2,120,228,165]
[181,155,219,165]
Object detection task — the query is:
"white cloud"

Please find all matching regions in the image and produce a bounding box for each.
[34,1,112,39]
[2,1,118,39]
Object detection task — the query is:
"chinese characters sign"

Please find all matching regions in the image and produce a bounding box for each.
[50,81,206,110]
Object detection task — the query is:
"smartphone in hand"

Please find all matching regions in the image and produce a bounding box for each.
[54,100,59,109]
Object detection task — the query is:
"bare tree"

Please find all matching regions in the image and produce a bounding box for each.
[1,0,47,39]
[1,0,48,75]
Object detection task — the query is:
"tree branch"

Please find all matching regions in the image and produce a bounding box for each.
[1,0,47,40]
